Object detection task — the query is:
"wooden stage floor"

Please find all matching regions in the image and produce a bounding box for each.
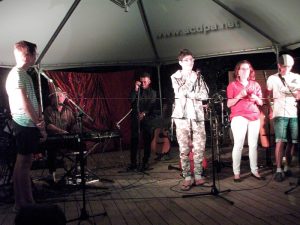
[1,144,300,225]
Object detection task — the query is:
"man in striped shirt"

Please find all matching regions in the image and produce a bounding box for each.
[6,40,47,212]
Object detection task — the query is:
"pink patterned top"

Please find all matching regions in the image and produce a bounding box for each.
[227,80,262,121]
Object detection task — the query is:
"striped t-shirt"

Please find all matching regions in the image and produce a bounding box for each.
[6,67,39,127]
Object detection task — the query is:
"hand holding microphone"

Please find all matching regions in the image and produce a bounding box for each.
[40,71,53,83]
[238,89,247,98]
[239,87,254,98]
[196,69,202,80]
[135,81,141,91]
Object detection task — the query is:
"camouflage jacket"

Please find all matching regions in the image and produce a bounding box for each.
[171,70,209,121]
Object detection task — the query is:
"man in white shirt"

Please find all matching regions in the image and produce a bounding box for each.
[267,54,300,182]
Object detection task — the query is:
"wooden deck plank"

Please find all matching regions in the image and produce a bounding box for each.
[138,186,186,225]
[111,179,145,225]
[231,178,299,216]
[1,146,299,225]
[118,176,165,225]
[117,178,153,225]
[191,190,263,225]
[147,185,204,225]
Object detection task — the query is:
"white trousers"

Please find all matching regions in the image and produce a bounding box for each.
[231,116,260,175]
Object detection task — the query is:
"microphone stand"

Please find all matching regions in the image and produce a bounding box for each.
[135,87,151,175]
[260,71,273,168]
[66,95,107,224]
[41,80,106,223]
[285,99,300,194]
[182,99,234,205]
[136,86,142,168]
[273,71,299,194]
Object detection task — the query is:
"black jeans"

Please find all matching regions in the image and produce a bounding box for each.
[130,119,152,165]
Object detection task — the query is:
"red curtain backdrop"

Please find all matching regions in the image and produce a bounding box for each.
[47,70,135,147]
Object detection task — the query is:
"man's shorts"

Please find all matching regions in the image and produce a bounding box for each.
[13,121,40,155]
[274,117,298,143]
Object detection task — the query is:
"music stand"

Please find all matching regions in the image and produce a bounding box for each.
[116,109,132,167]
[117,87,152,175]
[47,87,107,224]
[182,100,234,205]
[216,99,232,172]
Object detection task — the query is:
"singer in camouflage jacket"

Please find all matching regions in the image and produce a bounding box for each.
[171,70,209,121]
[170,49,209,189]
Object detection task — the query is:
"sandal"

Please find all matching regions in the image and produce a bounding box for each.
[233,174,242,183]
[181,179,193,191]
[194,178,205,186]
[251,173,266,181]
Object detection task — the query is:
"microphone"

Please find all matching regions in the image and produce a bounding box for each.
[196,69,203,80]
[135,81,141,90]
[33,66,53,82]
[263,71,268,82]
[278,74,286,86]
[40,71,53,83]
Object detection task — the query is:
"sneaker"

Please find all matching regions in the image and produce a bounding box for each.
[284,170,293,177]
[274,172,285,182]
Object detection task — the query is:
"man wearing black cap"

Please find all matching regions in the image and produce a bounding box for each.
[267,54,300,182]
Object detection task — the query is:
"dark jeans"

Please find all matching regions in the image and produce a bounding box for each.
[130,119,152,166]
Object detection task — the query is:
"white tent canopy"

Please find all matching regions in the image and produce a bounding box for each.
[0,0,300,69]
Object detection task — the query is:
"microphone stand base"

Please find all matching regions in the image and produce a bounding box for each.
[182,185,234,205]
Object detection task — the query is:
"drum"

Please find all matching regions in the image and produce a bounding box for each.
[210,90,230,127]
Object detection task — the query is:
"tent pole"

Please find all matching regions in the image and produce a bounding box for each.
[274,44,280,73]
[36,64,43,114]
[137,0,159,59]
[156,64,163,117]
[211,0,279,45]
[34,0,81,112]
[35,0,81,65]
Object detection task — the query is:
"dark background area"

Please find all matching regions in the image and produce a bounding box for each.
[1,49,299,118]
